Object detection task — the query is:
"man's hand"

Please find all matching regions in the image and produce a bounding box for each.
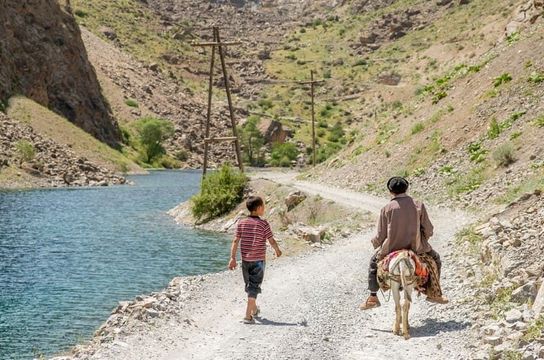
[275,248,283,258]
[228,257,237,270]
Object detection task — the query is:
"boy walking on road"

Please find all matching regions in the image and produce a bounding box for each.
[228,196,282,324]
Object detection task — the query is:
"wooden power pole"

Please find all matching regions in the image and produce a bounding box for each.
[192,27,244,178]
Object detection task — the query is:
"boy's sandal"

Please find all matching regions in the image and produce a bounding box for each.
[243,316,255,324]
[359,296,381,310]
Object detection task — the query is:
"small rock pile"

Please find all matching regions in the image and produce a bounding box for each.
[0,114,125,188]
[455,190,544,359]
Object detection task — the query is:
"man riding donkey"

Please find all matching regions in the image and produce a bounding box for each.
[360,176,449,310]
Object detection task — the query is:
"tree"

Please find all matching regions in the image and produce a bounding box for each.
[134,117,174,163]
[270,142,299,167]
[240,116,266,166]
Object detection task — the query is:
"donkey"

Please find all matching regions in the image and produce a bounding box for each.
[388,250,417,340]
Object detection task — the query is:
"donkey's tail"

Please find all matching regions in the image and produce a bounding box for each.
[399,258,412,303]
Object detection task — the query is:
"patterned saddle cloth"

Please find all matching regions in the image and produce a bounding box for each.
[377,250,443,298]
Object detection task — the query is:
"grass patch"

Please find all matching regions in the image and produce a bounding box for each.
[455,226,483,245]
[487,111,526,139]
[447,165,488,195]
[493,73,512,87]
[125,99,139,108]
[528,71,544,83]
[522,315,544,342]
[190,165,248,222]
[533,114,544,127]
[495,175,544,204]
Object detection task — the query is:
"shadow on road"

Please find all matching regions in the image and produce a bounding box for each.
[254,317,307,327]
[371,319,470,338]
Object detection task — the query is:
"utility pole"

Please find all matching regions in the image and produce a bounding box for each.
[310,70,316,166]
[191,27,244,178]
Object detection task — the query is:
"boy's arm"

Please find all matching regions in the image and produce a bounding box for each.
[268,237,282,257]
[228,235,240,270]
[263,221,282,257]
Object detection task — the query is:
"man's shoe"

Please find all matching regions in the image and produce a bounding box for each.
[426,295,449,304]
[359,295,381,310]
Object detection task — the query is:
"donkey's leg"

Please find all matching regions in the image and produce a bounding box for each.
[402,288,412,340]
[392,283,401,335]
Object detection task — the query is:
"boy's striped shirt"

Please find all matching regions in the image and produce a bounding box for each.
[236,216,273,262]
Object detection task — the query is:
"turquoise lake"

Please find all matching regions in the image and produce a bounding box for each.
[0,170,231,359]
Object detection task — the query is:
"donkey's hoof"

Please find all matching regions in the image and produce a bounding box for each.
[403,334,411,340]
[393,328,401,336]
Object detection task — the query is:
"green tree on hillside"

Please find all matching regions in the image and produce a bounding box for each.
[134,117,174,164]
[270,142,299,167]
[240,116,266,167]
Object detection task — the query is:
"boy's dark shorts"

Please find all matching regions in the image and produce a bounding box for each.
[242,260,265,298]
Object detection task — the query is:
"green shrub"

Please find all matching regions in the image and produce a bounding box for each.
[432,91,447,104]
[134,117,174,164]
[327,123,345,143]
[175,150,189,162]
[0,99,7,113]
[74,9,88,18]
[493,73,512,87]
[153,155,181,169]
[506,32,520,45]
[528,71,544,83]
[269,143,298,167]
[468,142,487,163]
[487,118,501,139]
[239,116,266,166]
[257,99,273,110]
[353,59,367,67]
[191,165,248,221]
[316,142,341,164]
[125,98,139,108]
[15,140,36,162]
[493,143,516,167]
[411,122,425,135]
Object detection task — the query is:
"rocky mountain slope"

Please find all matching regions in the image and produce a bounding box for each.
[0,112,125,189]
[0,0,121,147]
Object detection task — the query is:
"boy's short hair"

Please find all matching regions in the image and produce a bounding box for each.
[246,196,264,212]
[387,177,409,194]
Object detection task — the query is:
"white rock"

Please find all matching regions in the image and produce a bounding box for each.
[484,335,502,346]
[505,309,523,323]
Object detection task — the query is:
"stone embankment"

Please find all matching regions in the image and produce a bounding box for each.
[0,113,125,188]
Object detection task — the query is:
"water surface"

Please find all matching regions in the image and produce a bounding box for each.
[0,171,230,359]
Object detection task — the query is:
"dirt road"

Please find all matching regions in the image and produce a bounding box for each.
[82,172,476,360]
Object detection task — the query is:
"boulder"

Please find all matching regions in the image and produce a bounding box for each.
[99,26,117,40]
[257,118,293,144]
[293,224,327,243]
[505,309,523,323]
[377,72,402,86]
[285,191,307,210]
[511,281,537,303]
